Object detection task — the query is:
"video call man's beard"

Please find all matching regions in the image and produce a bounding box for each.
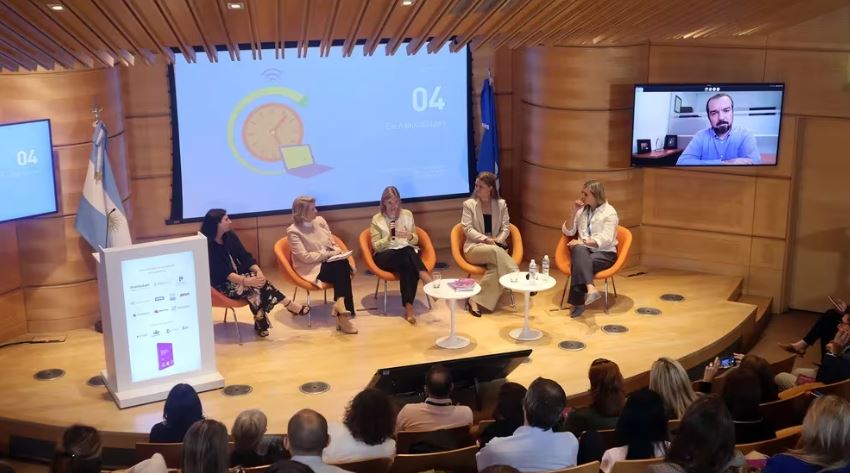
[712,121,731,135]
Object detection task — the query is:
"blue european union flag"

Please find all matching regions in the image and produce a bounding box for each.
[476,79,499,175]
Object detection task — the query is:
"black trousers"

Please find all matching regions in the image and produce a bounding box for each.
[567,246,616,306]
[317,259,355,314]
[803,309,845,357]
[374,247,427,305]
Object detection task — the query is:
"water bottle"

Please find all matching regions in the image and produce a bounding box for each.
[528,259,537,282]
[542,255,550,278]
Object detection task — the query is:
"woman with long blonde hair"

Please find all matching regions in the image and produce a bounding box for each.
[764,394,850,473]
[650,357,698,419]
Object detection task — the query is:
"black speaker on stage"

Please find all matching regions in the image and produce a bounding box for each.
[367,349,532,397]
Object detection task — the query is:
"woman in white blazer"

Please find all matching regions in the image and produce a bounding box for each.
[370,186,433,324]
[462,172,518,316]
[561,180,619,318]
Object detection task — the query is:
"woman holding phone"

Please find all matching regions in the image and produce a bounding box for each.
[780,296,848,357]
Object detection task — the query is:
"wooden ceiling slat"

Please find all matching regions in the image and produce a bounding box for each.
[0,50,21,71]
[427,0,486,54]
[0,39,39,70]
[122,0,175,63]
[297,0,311,58]
[10,0,100,67]
[406,0,460,55]
[364,0,397,56]
[385,0,426,55]
[498,0,571,49]
[211,0,238,61]
[530,0,595,46]
[62,0,127,66]
[450,0,512,53]
[89,0,155,65]
[343,0,369,57]
[183,0,217,62]
[470,0,543,51]
[276,0,284,59]
[0,21,59,69]
[245,0,262,60]
[319,0,341,57]
[151,0,195,62]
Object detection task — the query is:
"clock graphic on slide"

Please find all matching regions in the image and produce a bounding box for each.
[242,103,304,162]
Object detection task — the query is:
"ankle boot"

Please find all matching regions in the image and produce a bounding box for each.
[332,298,347,316]
[336,313,358,334]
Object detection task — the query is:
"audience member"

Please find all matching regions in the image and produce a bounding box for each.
[323,388,396,463]
[780,298,848,357]
[267,460,316,473]
[149,383,204,443]
[182,419,229,473]
[565,359,625,435]
[285,409,347,473]
[738,355,779,402]
[480,466,521,473]
[764,394,850,473]
[647,395,745,473]
[776,312,850,390]
[476,377,578,472]
[230,409,288,467]
[650,357,699,419]
[479,382,527,448]
[600,389,669,473]
[51,424,102,473]
[396,364,473,432]
[122,453,166,473]
[722,368,776,444]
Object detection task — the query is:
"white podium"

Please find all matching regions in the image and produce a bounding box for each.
[95,233,224,408]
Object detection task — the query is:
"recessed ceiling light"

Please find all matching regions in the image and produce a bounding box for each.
[46,3,64,10]
[226,2,245,9]
[402,0,414,5]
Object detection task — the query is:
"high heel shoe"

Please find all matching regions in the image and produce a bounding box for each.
[465,300,482,318]
[284,299,310,316]
[331,298,347,316]
[336,313,358,334]
[778,342,806,356]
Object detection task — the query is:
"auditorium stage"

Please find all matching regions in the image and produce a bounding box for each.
[0,266,759,451]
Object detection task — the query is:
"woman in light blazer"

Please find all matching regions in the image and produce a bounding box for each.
[287,195,357,334]
[371,186,432,325]
[461,171,518,317]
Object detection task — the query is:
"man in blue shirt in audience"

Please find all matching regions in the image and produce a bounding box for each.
[676,93,761,166]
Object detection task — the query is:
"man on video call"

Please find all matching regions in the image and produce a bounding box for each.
[676,93,761,166]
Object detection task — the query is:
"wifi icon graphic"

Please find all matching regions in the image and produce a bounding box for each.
[262,68,282,81]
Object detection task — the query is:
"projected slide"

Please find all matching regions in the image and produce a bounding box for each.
[631,84,784,167]
[0,119,57,223]
[121,251,201,383]
[171,45,470,220]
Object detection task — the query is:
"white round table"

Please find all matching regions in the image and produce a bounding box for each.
[499,271,557,341]
[423,279,481,349]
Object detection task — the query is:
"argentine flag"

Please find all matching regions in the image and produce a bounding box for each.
[476,78,499,176]
[75,121,131,249]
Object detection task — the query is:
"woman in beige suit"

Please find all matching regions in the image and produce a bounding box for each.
[287,196,357,334]
[462,172,518,316]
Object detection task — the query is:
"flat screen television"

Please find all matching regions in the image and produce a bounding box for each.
[0,119,58,223]
[630,83,784,167]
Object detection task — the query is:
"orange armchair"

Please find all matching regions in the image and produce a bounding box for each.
[273,234,355,327]
[211,288,248,344]
[359,227,437,314]
[450,223,523,276]
[555,225,633,312]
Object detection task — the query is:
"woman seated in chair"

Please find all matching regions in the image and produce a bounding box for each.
[201,209,306,338]
[370,186,433,325]
[461,171,518,317]
[561,179,619,318]
[287,195,357,334]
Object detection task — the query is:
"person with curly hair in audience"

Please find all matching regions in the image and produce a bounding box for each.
[51,424,102,473]
[323,388,396,463]
[565,358,625,435]
[764,394,850,473]
[182,419,229,473]
[230,409,288,468]
[647,395,746,473]
[149,383,204,443]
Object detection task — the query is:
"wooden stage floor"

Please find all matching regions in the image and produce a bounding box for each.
[0,266,756,449]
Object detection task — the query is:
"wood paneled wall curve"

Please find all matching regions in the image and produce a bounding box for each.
[0,67,130,338]
[518,45,647,263]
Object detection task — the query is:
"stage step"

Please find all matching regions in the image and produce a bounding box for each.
[737,294,774,350]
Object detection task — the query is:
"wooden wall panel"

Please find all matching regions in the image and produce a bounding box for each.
[131,177,195,240]
[125,116,172,178]
[640,225,751,278]
[120,63,169,117]
[25,281,100,332]
[648,46,766,83]
[789,117,850,311]
[752,178,791,239]
[524,107,632,170]
[643,169,756,234]
[0,290,26,341]
[16,216,96,286]
[765,49,850,118]
[523,45,649,110]
[0,223,21,294]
